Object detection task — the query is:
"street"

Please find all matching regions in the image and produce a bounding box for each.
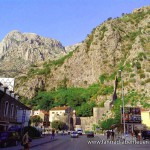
[30,134,150,150]
[2,134,150,150]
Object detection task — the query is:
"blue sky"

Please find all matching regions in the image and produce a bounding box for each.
[0,0,149,46]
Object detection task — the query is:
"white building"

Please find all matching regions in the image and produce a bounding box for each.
[49,106,72,123]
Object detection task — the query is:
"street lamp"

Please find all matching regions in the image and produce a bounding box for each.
[119,70,126,137]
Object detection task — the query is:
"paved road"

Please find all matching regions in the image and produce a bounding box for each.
[30,134,150,150]
[2,134,150,150]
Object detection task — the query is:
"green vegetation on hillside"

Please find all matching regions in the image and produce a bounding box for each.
[29,85,99,117]
[120,9,149,24]
[99,90,150,130]
[27,51,74,77]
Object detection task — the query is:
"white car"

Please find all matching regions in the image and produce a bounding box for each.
[71,131,78,138]
[77,129,83,135]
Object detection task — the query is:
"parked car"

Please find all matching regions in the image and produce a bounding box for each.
[142,130,150,140]
[87,131,94,137]
[71,131,78,138]
[0,131,20,148]
[77,129,83,135]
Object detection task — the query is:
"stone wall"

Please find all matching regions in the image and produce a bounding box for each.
[76,106,111,131]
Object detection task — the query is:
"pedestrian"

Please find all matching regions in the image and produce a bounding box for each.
[106,130,111,140]
[51,128,55,140]
[111,130,115,141]
[134,130,138,139]
[22,131,29,150]
[138,132,141,141]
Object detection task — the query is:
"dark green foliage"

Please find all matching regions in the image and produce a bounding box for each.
[30,115,43,126]
[99,25,108,40]
[30,84,100,117]
[76,101,96,117]
[27,51,73,76]
[125,62,132,72]
[99,101,105,107]
[58,77,68,89]
[86,33,94,50]
[100,118,115,130]
[51,120,67,130]
[135,61,141,69]
[120,10,147,24]
[30,64,38,67]
[23,126,41,138]
[100,90,143,130]
[98,85,114,95]
[52,51,73,66]
[130,73,136,78]
[138,52,147,61]
[140,73,145,79]
[99,74,107,84]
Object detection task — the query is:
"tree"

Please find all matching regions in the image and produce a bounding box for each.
[100,118,115,130]
[30,115,43,126]
[76,101,96,117]
[51,120,67,130]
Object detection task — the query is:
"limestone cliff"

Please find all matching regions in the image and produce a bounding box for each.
[2,6,150,102]
[0,30,66,77]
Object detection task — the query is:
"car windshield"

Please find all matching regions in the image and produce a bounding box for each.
[72,132,77,134]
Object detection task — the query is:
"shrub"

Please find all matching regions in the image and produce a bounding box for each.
[51,120,67,130]
[130,74,136,78]
[23,126,41,138]
[140,73,145,79]
[99,101,105,107]
[135,62,141,69]
[99,74,107,84]
[138,52,147,61]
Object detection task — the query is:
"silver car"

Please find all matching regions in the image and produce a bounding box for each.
[71,131,78,138]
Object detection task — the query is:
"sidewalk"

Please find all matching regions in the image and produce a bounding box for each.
[96,133,135,141]
[3,135,57,150]
[29,135,57,148]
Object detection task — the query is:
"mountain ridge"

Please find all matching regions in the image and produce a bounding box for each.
[0,6,150,107]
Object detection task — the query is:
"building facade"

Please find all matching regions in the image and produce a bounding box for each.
[30,109,49,127]
[0,83,31,131]
[49,106,72,123]
[141,109,150,129]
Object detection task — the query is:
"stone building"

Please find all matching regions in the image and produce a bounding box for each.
[49,106,73,130]
[0,82,31,131]
[30,109,49,127]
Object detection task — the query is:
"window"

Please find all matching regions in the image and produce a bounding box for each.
[16,106,18,118]
[4,101,9,116]
[11,104,14,117]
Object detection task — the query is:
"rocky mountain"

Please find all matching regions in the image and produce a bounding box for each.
[2,6,150,106]
[65,43,82,52]
[0,30,66,77]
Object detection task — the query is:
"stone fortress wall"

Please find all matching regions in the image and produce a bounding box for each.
[76,100,112,131]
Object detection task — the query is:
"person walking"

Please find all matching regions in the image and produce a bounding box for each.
[106,130,111,140]
[111,130,115,141]
[22,131,29,150]
[51,128,55,140]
